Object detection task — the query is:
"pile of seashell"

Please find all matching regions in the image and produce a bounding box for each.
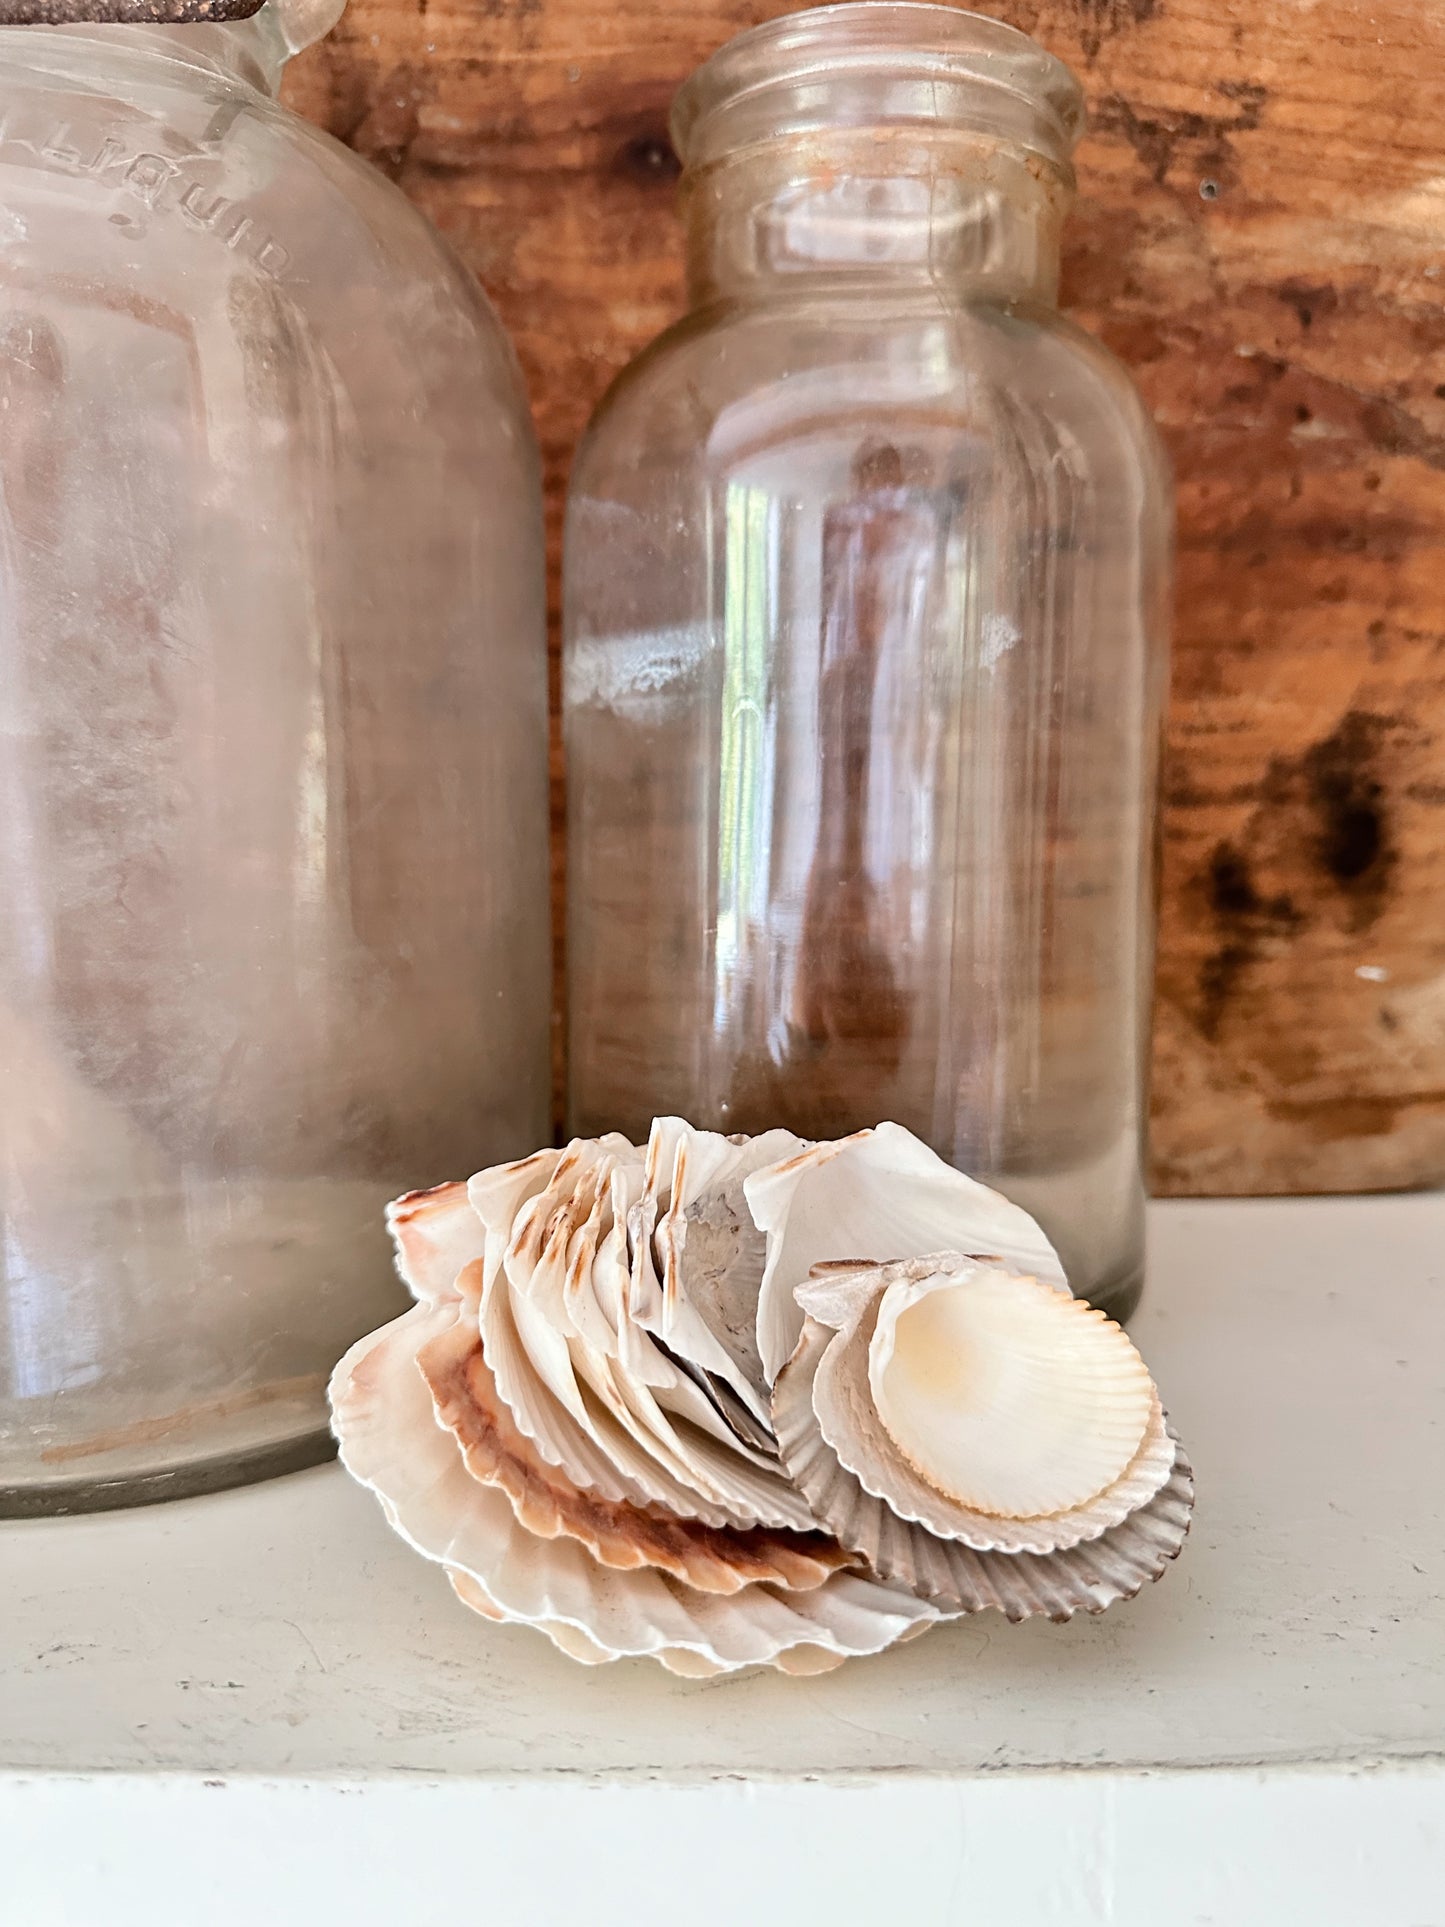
[329,1119,1193,1676]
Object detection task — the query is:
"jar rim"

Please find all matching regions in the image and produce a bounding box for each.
[671,3,1085,171]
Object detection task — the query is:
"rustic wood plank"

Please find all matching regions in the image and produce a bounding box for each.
[285,0,1445,1196]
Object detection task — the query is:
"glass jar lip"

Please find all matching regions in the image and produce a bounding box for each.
[671,3,1085,172]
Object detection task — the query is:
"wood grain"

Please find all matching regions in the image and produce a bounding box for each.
[284,0,1445,1196]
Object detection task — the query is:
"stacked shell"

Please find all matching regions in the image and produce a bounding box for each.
[329,1119,1193,1674]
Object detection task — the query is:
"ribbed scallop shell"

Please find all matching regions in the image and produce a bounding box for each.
[477,1135,815,1531]
[774,1315,1194,1620]
[416,1310,846,1594]
[335,1120,1196,1672]
[868,1260,1154,1518]
[813,1279,1176,1556]
[331,1299,941,1672]
[447,1570,863,1678]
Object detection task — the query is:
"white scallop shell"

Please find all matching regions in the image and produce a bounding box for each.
[745,1123,1068,1384]
[330,1303,940,1672]
[811,1272,1176,1555]
[868,1258,1156,1520]
[773,1315,1194,1619]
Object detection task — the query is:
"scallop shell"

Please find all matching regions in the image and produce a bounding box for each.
[449,1569,852,1677]
[415,1308,846,1594]
[334,1119,1195,1671]
[447,1568,722,1677]
[773,1314,1195,1619]
[810,1264,1176,1555]
[746,1123,1068,1384]
[477,1137,815,1531]
[484,1227,734,1520]
[386,1180,490,1307]
[389,1168,703,1520]
[330,1303,941,1672]
[868,1257,1156,1520]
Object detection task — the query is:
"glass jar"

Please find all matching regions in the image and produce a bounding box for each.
[564,3,1171,1322]
[0,0,551,1513]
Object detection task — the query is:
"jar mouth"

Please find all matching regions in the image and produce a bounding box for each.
[671,3,1085,174]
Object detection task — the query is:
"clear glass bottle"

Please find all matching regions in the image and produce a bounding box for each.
[564,3,1171,1322]
[0,0,551,1512]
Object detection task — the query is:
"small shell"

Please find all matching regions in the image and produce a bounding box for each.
[331,1298,942,1673]
[746,1123,1068,1384]
[814,1279,1175,1555]
[774,1315,1194,1619]
[869,1259,1155,1520]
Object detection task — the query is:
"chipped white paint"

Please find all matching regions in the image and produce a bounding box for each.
[4,1769,1443,1927]
[2,1197,1443,1921]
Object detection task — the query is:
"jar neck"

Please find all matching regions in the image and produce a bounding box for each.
[683,131,1069,308]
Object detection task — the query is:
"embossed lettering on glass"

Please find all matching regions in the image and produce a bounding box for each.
[0,0,551,1511]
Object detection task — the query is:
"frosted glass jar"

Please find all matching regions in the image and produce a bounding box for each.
[564,5,1171,1323]
[0,0,550,1512]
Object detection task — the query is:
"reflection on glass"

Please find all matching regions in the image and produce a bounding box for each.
[565,7,1171,1322]
[0,7,550,1512]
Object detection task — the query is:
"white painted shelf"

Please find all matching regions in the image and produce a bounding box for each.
[4,1196,1444,1926]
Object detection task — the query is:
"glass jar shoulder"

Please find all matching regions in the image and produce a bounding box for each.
[572,289,1169,506]
[0,60,525,408]
[262,100,536,415]
[251,99,516,334]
